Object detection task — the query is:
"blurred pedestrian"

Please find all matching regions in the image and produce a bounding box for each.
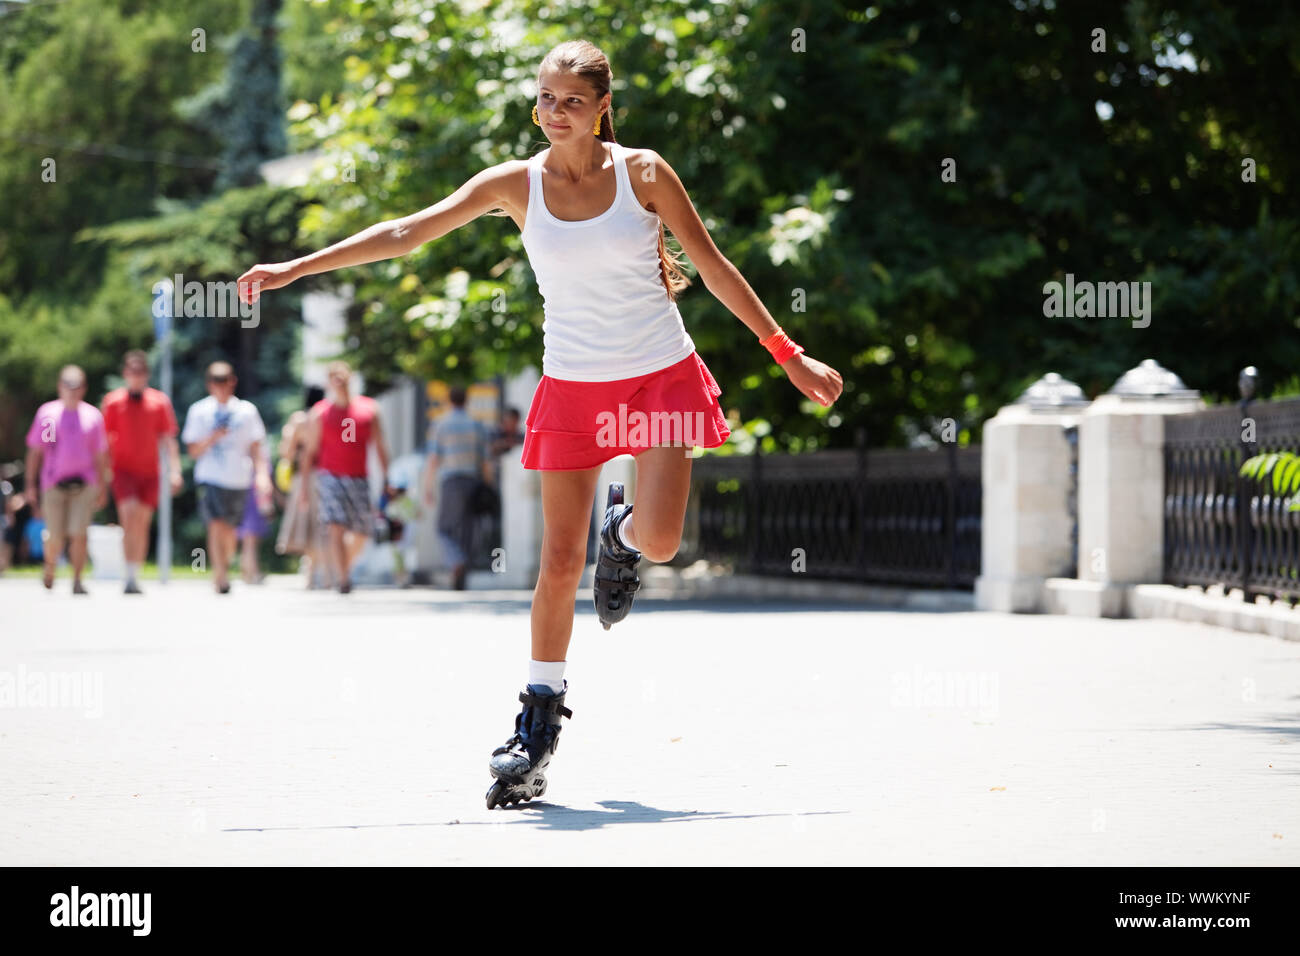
[0,481,18,574]
[302,361,388,594]
[237,485,270,584]
[181,362,270,594]
[489,406,525,457]
[422,385,491,590]
[100,350,182,594]
[379,477,419,587]
[23,365,111,594]
[487,405,525,487]
[275,385,327,588]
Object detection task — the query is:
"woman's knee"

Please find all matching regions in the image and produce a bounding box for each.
[539,541,587,581]
[634,524,681,563]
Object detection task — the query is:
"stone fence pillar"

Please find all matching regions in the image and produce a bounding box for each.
[1044,359,1203,617]
[975,374,1089,613]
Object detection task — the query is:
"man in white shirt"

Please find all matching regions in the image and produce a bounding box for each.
[181,362,271,594]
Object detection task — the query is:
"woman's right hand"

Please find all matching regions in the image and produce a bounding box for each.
[237,261,301,304]
[783,352,844,408]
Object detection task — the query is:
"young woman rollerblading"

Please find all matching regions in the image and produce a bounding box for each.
[237,39,843,807]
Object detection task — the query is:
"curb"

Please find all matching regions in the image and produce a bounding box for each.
[1129,583,1300,642]
[629,565,975,610]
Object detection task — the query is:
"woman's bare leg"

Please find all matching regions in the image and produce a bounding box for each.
[531,466,602,662]
[620,446,694,562]
[241,534,260,582]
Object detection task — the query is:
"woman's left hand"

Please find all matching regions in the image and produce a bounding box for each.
[782,353,844,407]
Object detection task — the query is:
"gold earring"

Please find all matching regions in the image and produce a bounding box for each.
[532,105,541,127]
[592,112,602,135]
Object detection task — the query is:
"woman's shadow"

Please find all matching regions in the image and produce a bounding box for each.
[489,800,843,831]
[224,802,843,834]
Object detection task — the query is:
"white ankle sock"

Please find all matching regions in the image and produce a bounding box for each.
[126,562,140,583]
[528,659,567,695]
[615,511,637,552]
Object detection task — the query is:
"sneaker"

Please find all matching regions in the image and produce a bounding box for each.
[71,580,88,596]
[124,581,143,595]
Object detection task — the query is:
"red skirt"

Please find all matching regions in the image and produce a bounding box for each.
[521,352,731,471]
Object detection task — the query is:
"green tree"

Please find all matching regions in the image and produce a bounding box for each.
[0,0,246,460]
[80,185,306,412]
[0,0,243,293]
[183,0,289,190]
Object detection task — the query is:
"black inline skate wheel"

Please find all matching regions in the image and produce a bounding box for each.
[488,779,539,808]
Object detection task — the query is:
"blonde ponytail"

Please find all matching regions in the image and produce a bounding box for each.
[656,225,692,301]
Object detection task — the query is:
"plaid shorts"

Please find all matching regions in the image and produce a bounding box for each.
[315,471,372,534]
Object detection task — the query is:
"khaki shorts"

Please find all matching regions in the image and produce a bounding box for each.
[43,484,96,541]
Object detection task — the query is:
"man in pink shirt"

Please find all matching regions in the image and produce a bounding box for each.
[24,366,111,594]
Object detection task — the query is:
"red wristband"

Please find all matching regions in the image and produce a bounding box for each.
[759,328,805,365]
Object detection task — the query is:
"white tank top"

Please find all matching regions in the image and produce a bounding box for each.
[520,142,696,381]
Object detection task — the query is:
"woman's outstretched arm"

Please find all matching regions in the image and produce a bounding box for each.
[237,163,518,303]
[633,148,844,408]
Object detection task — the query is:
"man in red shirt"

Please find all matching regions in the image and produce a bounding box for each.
[302,361,388,593]
[100,350,182,594]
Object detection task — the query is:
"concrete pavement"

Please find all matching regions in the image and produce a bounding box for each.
[0,575,1297,865]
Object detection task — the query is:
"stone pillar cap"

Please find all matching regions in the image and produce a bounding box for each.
[1013,372,1090,410]
[1106,358,1200,400]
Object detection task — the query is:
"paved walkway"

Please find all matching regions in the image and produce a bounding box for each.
[1,575,1296,865]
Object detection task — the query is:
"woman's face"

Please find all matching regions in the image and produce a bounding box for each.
[536,66,607,139]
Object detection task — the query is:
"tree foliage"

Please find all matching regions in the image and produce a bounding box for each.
[0,0,246,458]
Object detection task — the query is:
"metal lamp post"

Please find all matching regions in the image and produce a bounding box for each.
[153,279,174,584]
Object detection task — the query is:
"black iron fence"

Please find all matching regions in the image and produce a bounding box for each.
[1164,396,1300,603]
[679,443,982,588]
